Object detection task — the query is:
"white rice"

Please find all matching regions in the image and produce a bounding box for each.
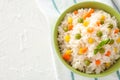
[57,8,120,74]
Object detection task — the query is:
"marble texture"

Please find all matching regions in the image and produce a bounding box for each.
[0,0,55,80]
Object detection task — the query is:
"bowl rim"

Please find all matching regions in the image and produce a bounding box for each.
[53,1,120,78]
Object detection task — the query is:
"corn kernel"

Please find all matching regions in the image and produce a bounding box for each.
[78,47,88,55]
[64,35,70,42]
[68,17,73,24]
[101,15,105,20]
[78,48,83,55]
[116,37,120,43]
[88,37,94,44]
[83,20,89,27]
[114,47,118,53]
[105,63,110,68]
[65,49,72,55]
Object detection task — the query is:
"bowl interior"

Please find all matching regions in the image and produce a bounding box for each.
[53,1,120,77]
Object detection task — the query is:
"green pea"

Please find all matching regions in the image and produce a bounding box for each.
[63,26,68,32]
[100,20,104,24]
[78,18,83,23]
[84,60,90,66]
[96,31,103,37]
[108,24,113,29]
[109,39,114,44]
[99,48,105,54]
[75,33,81,39]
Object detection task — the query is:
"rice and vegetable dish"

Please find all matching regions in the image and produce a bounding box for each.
[57,8,120,74]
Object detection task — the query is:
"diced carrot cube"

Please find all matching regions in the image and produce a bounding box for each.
[68,24,73,30]
[73,10,78,15]
[105,51,111,57]
[95,60,101,66]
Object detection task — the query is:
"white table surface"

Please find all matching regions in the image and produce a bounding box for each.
[0,0,56,80]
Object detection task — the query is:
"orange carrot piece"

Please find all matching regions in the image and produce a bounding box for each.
[89,9,94,13]
[83,9,94,19]
[96,21,101,26]
[83,13,88,19]
[74,10,78,15]
[82,47,88,53]
[87,9,94,17]
[87,27,94,33]
[105,51,111,57]
[68,24,73,30]
[114,29,119,34]
[62,53,71,61]
[95,60,101,66]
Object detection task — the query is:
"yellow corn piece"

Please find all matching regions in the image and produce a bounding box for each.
[101,15,105,20]
[78,47,88,55]
[78,48,83,55]
[105,63,111,68]
[88,37,94,44]
[68,17,73,24]
[83,20,89,27]
[114,47,118,53]
[116,37,120,43]
[65,49,72,55]
[64,35,70,42]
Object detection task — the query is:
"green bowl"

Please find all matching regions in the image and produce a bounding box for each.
[53,1,120,78]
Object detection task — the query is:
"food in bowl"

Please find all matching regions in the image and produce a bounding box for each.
[57,8,120,74]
